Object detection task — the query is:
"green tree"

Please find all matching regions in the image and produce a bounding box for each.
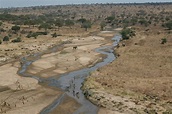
[0,22,2,26]
[11,37,22,43]
[65,19,74,28]
[39,23,51,30]
[105,16,115,23]
[161,38,167,44]
[51,33,58,38]
[3,36,9,41]
[82,21,91,31]
[78,18,87,24]
[55,19,64,30]
[11,25,20,32]
[100,21,106,31]
[120,28,135,40]
[164,20,172,30]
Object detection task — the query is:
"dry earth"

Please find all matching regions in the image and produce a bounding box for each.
[0,62,62,114]
[26,36,105,78]
[82,27,172,114]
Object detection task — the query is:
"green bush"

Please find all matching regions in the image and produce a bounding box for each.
[11,25,20,32]
[11,37,22,43]
[161,38,167,44]
[0,40,2,44]
[3,36,9,41]
[27,32,48,38]
[0,22,2,26]
[164,20,172,30]
[51,33,62,38]
[120,28,135,40]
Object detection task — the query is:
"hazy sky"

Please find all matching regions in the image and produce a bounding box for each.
[0,0,171,8]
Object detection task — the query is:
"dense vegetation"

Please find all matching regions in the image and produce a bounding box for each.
[0,3,171,43]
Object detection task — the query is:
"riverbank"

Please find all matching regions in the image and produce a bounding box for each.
[82,27,172,114]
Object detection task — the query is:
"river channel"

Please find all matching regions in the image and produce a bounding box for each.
[19,34,121,114]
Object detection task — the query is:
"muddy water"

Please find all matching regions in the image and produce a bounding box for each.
[19,35,121,114]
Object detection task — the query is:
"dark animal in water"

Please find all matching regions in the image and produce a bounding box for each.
[73,46,77,50]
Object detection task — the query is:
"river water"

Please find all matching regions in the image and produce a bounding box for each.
[19,34,122,114]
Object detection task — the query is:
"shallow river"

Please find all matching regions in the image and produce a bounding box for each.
[19,34,121,114]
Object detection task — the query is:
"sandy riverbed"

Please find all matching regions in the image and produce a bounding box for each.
[0,33,112,114]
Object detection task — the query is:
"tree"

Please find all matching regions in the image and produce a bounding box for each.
[161,38,167,44]
[78,18,87,24]
[51,33,58,38]
[82,21,91,31]
[11,37,22,43]
[105,16,115,23]
[0,22,2,26]
[120,28,135,40]
[100,21,106,31]
[39,23,51,30]
[3,36,9,41]
[65,19,74,28]
[11,25,20,32]
[164,20,172,30]
[55,19,64,30]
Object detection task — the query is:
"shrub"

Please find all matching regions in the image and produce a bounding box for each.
[164,20,172,30]
[0,22,2,26]
[81,21,92,31]
[11,37,22,43]
[27,32,48,38]
[3,36,9,41]
[11,25,20,32]
[0,40,2,44]
[161,38,167,44]
[120,28,135,40]
[51,33,58,38]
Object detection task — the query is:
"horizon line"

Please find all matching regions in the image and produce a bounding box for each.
[0,2,172,9]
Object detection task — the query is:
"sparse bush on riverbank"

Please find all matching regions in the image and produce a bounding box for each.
[120,28,135,40]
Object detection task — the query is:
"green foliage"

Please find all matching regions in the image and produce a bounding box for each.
[27,31,48,38]
[139,19,149,27]
[78,18,87,23]
[65,19,74,27]
[106,16,115,23]
[11,37,21,43]
[39,23,52,30]
[0,21,2,26]
[164,20,172,30]
[55,19,64,28]
[11,25,20,32]
[51,33,58,38]
[3,36,9,41]
[120,28,135,40]
[100,21,106,31]
[0,28,6,32]
[81,21,91,31]
[0,40,2,44]
[161,38,167,44]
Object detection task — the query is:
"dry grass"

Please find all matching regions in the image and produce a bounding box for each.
[83,27,172,113]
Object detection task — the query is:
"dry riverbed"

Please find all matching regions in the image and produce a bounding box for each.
[0,33,112,114]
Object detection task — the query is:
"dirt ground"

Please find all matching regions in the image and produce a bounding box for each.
[83,27,172,114]
[0,62,62,114]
